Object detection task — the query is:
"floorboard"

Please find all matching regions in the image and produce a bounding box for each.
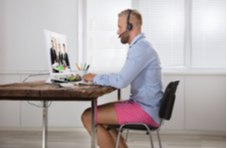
[0,129,225,148]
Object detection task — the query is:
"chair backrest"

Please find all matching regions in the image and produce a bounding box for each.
[159,81,179,120]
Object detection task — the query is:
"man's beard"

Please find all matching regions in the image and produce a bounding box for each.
[120,31,130,44]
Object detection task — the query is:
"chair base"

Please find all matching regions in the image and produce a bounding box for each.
[107,123,162,148]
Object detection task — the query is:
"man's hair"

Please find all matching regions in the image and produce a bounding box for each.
[118,9,142,27]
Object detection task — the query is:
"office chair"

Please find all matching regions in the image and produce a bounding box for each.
[107,80,180,148]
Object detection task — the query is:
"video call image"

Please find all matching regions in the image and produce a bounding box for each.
[45,31,70,73]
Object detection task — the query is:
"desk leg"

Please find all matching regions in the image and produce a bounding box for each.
[42,101,48,148]
[91,99,97,148]
[117,89,121,101]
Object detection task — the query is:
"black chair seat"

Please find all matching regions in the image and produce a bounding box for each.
[107,124,159,131]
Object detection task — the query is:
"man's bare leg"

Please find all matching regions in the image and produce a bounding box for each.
[81,102,128,148]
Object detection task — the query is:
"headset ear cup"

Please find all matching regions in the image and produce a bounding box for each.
[127,23,133,31]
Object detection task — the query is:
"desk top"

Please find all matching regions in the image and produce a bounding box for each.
[0,81,115,101]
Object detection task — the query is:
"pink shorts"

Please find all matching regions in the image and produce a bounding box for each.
[114,100,159,127]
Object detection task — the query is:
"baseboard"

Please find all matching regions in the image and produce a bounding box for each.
[160,129,225,136]
[0,127,225,136]
[0,127,85,132]
[128,129,226,137]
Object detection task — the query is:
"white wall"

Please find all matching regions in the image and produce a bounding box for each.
[162,73,226,132]
[0,0,78,73]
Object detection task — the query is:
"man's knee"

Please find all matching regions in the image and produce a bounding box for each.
[81,108,91,126]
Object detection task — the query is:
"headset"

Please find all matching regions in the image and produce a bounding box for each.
[126,10,133,31]
[119,9,133,38]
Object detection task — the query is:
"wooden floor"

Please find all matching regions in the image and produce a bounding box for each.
[0,129,225,148]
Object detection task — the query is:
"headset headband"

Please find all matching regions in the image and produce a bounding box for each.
[126,10,133,31]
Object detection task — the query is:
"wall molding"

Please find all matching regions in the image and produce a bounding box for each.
[0,69,225,76]
[0,127,225,136]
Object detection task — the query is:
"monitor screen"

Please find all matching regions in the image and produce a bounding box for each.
[44,30,71,75]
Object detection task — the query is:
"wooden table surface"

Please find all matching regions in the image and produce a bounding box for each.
[0,81,116,101]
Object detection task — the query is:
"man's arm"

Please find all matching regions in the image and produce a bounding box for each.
[84,45,153,88]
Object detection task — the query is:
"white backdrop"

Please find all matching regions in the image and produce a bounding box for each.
[0,0,225,134]
[0,0,78,72]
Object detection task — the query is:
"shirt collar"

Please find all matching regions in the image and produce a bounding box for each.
[129,33,145,48]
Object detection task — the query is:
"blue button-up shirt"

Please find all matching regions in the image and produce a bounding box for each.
[93,33,163,124]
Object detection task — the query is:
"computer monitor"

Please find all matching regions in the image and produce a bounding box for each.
[44,29,71,76]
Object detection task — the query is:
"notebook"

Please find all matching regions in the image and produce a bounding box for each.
[44,29,81,83]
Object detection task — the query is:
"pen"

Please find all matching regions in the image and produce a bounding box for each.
[75,63,81,71]
[80,63,83,70]
[83,63,87,70]
[86,65,90,71]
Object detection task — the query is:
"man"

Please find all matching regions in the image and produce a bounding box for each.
[81,9,163,148]
[62,43,70,68]
[50,38,57,65]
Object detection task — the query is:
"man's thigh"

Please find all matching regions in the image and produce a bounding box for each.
[96,102,118,125]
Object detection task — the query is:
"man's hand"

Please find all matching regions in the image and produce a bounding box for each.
[83,73,96,82]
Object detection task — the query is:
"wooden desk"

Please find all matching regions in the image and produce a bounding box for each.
[0,81,116,148]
